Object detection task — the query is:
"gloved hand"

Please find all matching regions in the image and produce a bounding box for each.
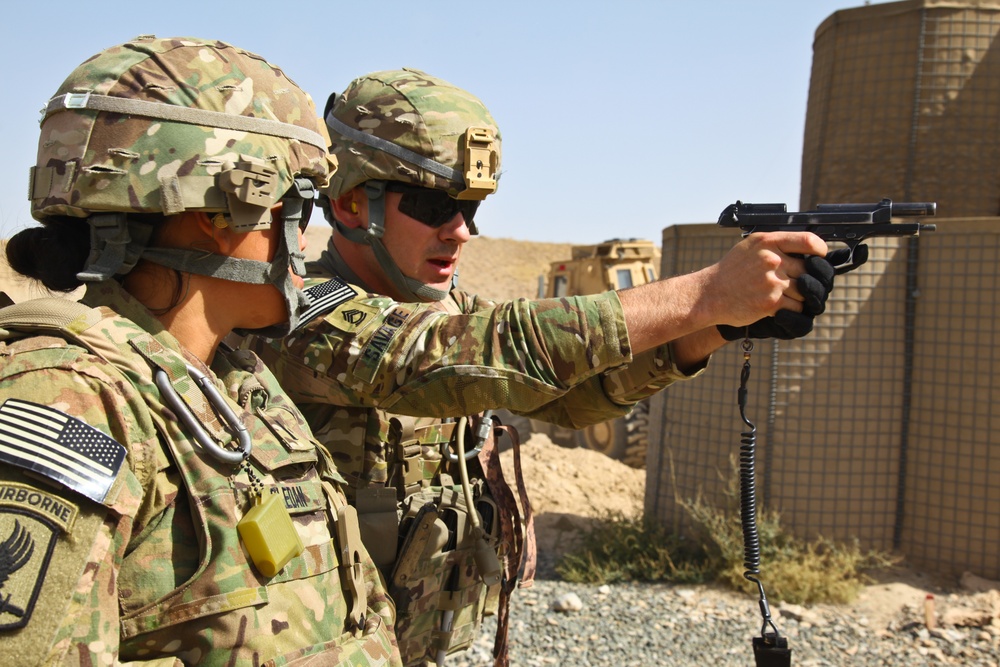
[717,245,868,341]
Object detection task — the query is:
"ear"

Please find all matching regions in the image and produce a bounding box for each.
[330,189,366,230]
[193,211,235,254]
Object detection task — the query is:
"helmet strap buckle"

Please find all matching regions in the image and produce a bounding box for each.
[363,180,388,239]
[76,213,154,282]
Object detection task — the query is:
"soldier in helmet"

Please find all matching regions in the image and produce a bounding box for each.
[0,37,402,665]
[245,68,865,666]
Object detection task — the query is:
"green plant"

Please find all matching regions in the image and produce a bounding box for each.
[555,460,896,604]
[554,511,710,584]
[681,493,896,604]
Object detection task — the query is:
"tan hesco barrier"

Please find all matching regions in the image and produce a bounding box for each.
[801,0,1000,216]
[646,219,1000,580]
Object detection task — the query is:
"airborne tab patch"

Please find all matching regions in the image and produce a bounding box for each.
[0,399,126,504]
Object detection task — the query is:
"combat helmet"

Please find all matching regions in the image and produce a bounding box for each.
[29,35,336,335]
[322,68,500,301]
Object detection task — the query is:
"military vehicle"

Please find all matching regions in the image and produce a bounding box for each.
[537,238,661,468]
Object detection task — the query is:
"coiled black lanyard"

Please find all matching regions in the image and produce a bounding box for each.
[738,337,791,667]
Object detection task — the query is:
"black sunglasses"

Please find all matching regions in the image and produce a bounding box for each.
[385,182,480,228]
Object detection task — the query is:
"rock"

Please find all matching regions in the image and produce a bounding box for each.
[551,592,584,612]
[779,602,824,626]
[675,588,697,603]
[961,571,1000,593]
[942,606,995,628]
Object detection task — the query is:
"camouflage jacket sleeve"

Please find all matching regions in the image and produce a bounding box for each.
[450,293,711,423]
[601,342,710,404]
[266,283,634,425]
[514,342,709,425]
[0,339,168,665]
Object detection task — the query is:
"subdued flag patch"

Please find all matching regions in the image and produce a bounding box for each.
[0,399,125,503]
[298,278,357,329]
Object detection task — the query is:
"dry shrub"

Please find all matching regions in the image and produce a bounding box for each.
[555,510,709,585]
[556,468,896,604]
[681,493,897,605]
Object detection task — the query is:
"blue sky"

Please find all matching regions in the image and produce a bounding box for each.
[0,0,878,244]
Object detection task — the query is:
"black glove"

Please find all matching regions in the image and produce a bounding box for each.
[717,245,868,341]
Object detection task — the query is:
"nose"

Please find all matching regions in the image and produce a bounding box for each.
[439,211,472,244]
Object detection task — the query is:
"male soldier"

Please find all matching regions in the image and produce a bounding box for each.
[249,68,860,666]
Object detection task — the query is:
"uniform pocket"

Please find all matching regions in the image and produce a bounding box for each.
[262,612,397,666]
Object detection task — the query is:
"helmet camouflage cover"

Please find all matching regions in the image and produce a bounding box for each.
[324,68,500,201]
[29,35,334,226]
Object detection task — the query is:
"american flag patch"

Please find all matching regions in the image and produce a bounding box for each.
[297,278,357,329]
[0,399,126,503]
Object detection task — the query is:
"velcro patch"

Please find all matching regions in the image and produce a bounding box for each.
[272,483,324,515]
[0,399,125,504]
[297,278,357,329]
[354,307,410,384]
[0,482,78,631]
[326,300,381,334]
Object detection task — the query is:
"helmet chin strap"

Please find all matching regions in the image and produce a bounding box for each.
[328,180,449,303]
[84,179,316,338]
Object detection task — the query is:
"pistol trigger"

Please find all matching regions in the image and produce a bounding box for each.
[838,245,856,272]
[830,241,868,274]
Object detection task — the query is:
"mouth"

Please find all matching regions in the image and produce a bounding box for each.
[428,257,455,269]
[422,244,461,282]
[422,257,457,285]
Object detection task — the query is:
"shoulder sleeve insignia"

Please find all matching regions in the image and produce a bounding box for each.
[0,481,85,634]
[297,278,358,330]
[0,514,44,631]
[0,399,126,504]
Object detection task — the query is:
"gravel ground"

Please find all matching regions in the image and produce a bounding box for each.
[449,580,1000,667]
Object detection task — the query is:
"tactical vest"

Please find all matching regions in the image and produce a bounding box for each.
[0,297,400,665]
[245,273,538,667]
[293,396,536,667]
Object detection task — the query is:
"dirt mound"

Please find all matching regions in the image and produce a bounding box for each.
[454,236,573,301]
[499,431,645,577]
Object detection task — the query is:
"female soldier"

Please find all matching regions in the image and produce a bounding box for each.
[0,36,401,666]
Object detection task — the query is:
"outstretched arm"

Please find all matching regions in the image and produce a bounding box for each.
[619,231,828,359]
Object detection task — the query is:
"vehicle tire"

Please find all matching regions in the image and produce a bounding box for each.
[574,400,649,468]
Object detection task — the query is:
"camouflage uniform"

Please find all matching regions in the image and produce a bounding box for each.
[0,282,401,665]
[266,248,707,494]
[0,37,402,666]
